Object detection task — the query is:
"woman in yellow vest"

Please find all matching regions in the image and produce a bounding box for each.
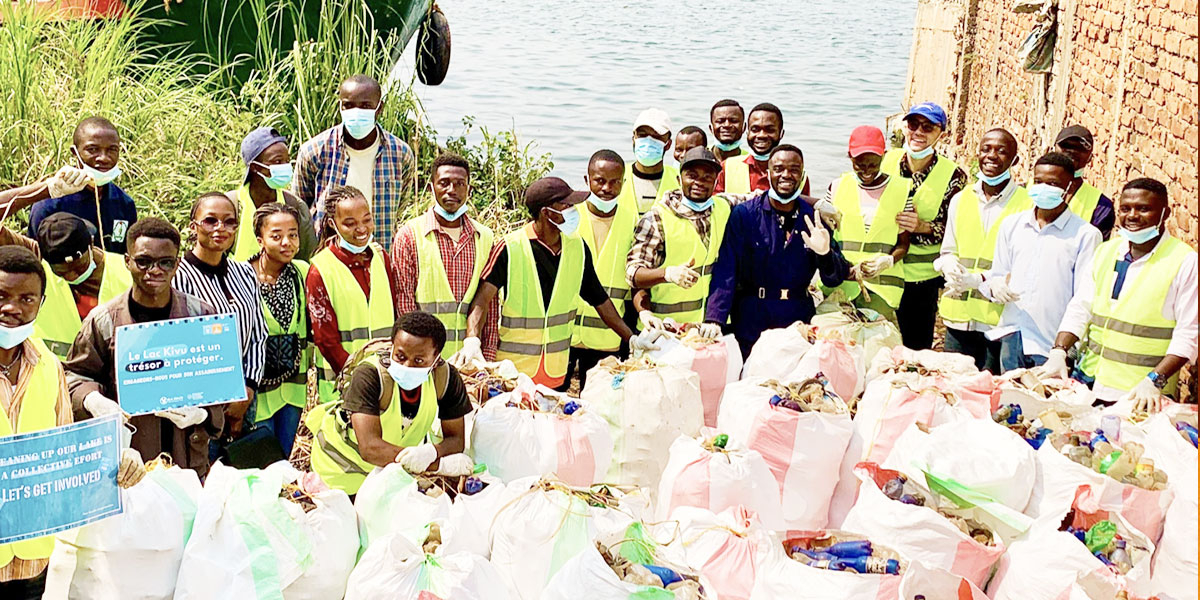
[1041,177,1197,412]
[827,126,910,321]
[456,177,648,390]
[249,203,310,457]
[306,185,397,403]
[227,127,317,262]
[0,246,142,597]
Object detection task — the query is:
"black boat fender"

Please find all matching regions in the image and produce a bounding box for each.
[416,3,451,86]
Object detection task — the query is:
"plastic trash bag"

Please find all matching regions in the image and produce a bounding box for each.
[439,471,513,558]
[655,433,784,530]
[667,505,776,600]
[541,536,708,600]
[344,532,512,600]
[354,463,451,552]
[741,324,813,381]
[1018,14,1057,73]
[810,305,902,375]
[787,338,865,401]
[647,331,743,427]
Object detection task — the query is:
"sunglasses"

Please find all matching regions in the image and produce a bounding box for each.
[906,121,942,134]
[195,216,240,231]
[130,256,179,272]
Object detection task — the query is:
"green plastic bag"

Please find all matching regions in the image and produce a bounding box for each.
[1085,520,1118,554]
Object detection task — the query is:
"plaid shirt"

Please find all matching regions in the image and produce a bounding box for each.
[897,152,968,246]
[625,190,738,285]
[390,209,500,359]
[294,124,414,239]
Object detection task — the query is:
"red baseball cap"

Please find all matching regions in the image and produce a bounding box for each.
[848,125,887,158]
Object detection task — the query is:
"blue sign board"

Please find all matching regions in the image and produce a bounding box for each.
[0,415,123,544]
[115,314,247,416]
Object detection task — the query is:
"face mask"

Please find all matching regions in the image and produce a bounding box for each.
[1028,183,1066,210]
[1074,168,1086,178]
[0,322,33,350]
[713,138,741,152]
[256,162,294,190]
[1118,214,1164,245]
[904,142,935,160]
[74,147,122,187]
[768,186,799,205]
[751,150,771,162]
[338,234,372,254]
[387,360,430,391]
[547,206,581,235]
[978,168,1012,186]
[341,107,377,140]
[433,202,469,222]
[682,197,714,212]
[633,137,666,167]
[586,193,618,213]
[66,252,97,286]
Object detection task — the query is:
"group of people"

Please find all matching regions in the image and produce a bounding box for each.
[0,72,1196,596]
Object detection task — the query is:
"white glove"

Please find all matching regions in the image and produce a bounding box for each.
[813,198,842,229]
[989,279,1021,304]
[396,442,438,473]
[629,330,663,356]
[117,448,146,489]
[799,215,830,256]
[435,453,475,477]
[858,255,895,279]
[638,310,664,332]
[933,254,968,280]
[1123,376,1164,414]
[84,392,123,418]
[664,260,700,289]
[1036,348,1070,379]
[946,270,983,291]
[448,336,484,370]
[697,322,722,340]
[158,406,208,429]
[47,165,91,197]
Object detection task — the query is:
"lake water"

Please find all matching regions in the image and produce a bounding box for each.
[398,0,917,192]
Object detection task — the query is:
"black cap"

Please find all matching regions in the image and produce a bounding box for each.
[36,213,93,264]
[1055,125,1094,149]
[524,177,589,211]
[680,147,722,172]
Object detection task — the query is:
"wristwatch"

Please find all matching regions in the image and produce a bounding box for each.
[1147,371,1167,389]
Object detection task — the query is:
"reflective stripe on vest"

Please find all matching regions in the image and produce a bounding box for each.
[255,260,311,421]
[1079,236,1189,394]
[880,149,958,282]
[831,173,908,308]
[34,254,132,358]
[572,201,637,352]
[618,163,681,215]
[0,338,61,567]
[649,198,731,324]
[231,184,284,262]
[305,360,437,495]
[1068,182,1102,223]
[722,155,755,195]
[309,245,394,402]
[495,226,584,387]
[938,186,1033,326]
[408,213,494,359]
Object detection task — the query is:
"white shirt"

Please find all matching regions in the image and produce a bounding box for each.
[344,136,380,206]
[1057,234,1199,400]
[823,175,893,229]
[939,178,1024,332]
[980,208,1101,359]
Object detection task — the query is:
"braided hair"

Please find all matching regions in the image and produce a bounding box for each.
[252,202,301,237]
[319,185,368,243]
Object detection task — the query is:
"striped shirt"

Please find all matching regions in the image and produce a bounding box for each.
[293,124,414,240]
[172,253,268,387]
[625,190,739,285]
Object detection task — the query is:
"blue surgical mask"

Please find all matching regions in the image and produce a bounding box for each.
[433,202,469,222]
[341,107,377,140]
[751,150,771,162]
[387,360,430,391]
[256,162,294,190]
[1074,168,1086,178]
[978,169,1012,186]
[586,193,618,214]
[80,162,121,186]
[633,137,666,167]
[66,252,97,286]
[713,138,741,152]
[0,322,33,350]
[1028,183,1066,209]
[1118,214,1164,245]
[547,206,581,235]
[338,235,372,254]
[904,142,935,160]
[682,197,714,212]
[768,186,799,205]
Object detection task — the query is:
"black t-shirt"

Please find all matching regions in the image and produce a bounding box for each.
[129,296,173,323]
[483,237,609,309]
[342,361,472,421]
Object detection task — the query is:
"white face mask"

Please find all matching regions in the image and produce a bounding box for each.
[0,322,34,349]
[66,252,97,286]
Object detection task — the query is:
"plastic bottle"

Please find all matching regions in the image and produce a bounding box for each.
[882,478,905,500]
[899,493,925,506]
[1176,422,1198,447]
[640,564,683,586]
[561,400,580,415]
[1104,449,1137,481]
[1100,415,1121,443]
[825,540,873,558]
[712,434,729,449]
[1090,441,1114,470]
[463,477,485,495]
[991,405,1012,424]
[832,556,901,575]
[1109,539,1132,574]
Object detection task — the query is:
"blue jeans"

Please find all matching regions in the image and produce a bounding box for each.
[999,331,1048,373]
[257,403,303,458]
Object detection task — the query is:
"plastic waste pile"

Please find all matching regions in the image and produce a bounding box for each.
[1050,430,1169,490]
[783,532,906,575]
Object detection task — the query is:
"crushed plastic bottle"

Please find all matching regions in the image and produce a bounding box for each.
[463,476,485,495]
[712,434,729,449]
[825,540,872,558]
[1176,422,1198,447]
[561,400,580,415]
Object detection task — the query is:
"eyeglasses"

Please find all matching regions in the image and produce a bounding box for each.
[195,216,239,231]
[130,256,179,272]
[906,121,941,134]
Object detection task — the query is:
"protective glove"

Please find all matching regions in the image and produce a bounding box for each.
[628,330,663,357]
[435,453,475,477]
[1035,348,1070,379]
[664,259,700,289]
[638,310,664,332]
[396,442,438,473]
[946,270,983,291]
[799,215,830,256]
[448,336,484,370]
[858,255,895,279]
[813,198,842,229]
[47,165,91,198]
[1123,376,1164,414]
[696,322,722,340]
[84,392,123,419]
[989,279,1021,304]
[117,448,146,489]
[933,254,968,280]
[941,278,971,299]
[158,406,208,429]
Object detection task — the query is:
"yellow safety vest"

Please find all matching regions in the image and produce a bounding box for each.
[1078,236,1191,394]
[306,357,438,495]
[309,245,395,403]
[34,253,132,358]
[1068,182,1102,224]
[880,149,958,282]
[721,155,758,195]
[831,173,909,308]
[0,338,62,567]
[649,198,731,324]
[495,225,583,387]
[254,260,310,422]
[408,213,494,359]
[938,186,1033,326]
[572,201,637,352]
[231,184,284,262]
[618,163,681,214]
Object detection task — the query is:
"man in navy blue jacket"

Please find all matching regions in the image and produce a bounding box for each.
[703,144,850,357]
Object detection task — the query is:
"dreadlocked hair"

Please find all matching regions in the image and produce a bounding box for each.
[320,185,368,242]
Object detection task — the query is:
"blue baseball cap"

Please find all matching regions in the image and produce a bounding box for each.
[903,102,948,128]
[240,126,289,180]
